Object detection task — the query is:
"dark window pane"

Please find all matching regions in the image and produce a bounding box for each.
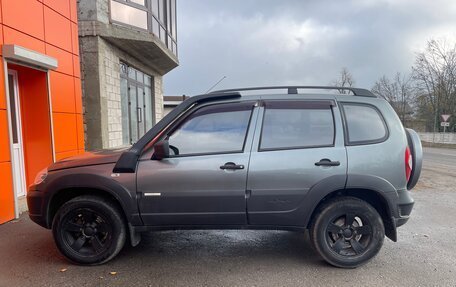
[128,66,135,80]
[167,35,172,48]
[136,70,144,83]
[120,78,130,146]
[166,0,171,30]
[343,104,387,143]
[129,0,145,5]
[120,62,152,145]
[137,87,145,137]
[120,62,128,76]
[8,74,18,144]
[168,103,252,156]
[158,0,165,23]
[260,103,334,150]
[145,75,152,86]
[151,0,159,16]
[171,0,176,38]
[129,84,138,143]
[159,26,166,43]
[110,0,147,30]
[152,18,160,37]
[144,87,154,130]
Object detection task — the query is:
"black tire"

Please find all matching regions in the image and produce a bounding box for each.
[52,195,126,265]
[310,197,385,268]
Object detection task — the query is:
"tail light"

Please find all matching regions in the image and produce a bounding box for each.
[405,146,412,182]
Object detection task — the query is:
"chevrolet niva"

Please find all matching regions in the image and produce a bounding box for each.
[27,86,422,268]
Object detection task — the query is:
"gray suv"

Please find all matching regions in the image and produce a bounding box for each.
[27,86,422,268]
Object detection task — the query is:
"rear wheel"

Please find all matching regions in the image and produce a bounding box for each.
[310,197,384,268]
[52,195,126,265]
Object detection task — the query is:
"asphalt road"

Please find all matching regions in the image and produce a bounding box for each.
[422,147,456,174]
[0,148,455,287]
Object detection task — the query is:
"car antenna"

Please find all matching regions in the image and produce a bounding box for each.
[204,76,227,94]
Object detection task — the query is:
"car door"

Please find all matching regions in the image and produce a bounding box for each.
[137,101,258,226]
[246,99,347,226]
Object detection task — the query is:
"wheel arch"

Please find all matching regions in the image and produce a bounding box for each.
[306,188,397,242]
[48,187,125,228]
[44,173,140,229]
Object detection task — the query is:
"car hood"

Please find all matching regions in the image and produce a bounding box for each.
[48,148,128,171]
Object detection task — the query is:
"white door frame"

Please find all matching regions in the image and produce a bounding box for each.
[7,69,27,199]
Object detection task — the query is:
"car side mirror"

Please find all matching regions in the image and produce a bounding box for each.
[152,139,170,160]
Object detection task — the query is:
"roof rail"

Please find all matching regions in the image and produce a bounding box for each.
[210,86,377,98]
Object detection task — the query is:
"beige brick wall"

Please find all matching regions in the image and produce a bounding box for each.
[103,43,122,148]
[154,76,164,123]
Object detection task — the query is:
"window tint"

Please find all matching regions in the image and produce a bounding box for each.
[168,103,253,156]
[260,101,334,150]
[343,104,387,144]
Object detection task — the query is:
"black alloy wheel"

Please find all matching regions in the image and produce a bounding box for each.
[311,197,385,268]
[61,208,112,257]
[52,196,126,265]
[326,212,373,256]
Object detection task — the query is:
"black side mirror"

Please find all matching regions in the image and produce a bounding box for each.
[153,139,170,160]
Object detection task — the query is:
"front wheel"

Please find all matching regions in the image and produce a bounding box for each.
[310,197,385,268]
[52,195,126,265]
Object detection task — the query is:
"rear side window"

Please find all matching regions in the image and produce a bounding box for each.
[260,101,335,151]
[342,103,388,144]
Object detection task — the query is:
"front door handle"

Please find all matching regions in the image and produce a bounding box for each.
[315,159,340,166]
[220,162,245,170]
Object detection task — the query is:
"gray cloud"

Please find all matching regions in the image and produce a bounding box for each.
[164,0,456,96]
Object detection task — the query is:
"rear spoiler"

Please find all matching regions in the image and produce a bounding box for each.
[113,92,241,173]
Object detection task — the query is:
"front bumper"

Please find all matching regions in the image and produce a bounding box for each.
[27,186,50,229]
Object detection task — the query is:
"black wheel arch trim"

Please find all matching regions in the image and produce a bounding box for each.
[304,174,400,241]
[45,173,139,228]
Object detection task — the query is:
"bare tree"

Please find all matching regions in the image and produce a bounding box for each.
[332,67,355,94]
[372,73,415,124]
[412,39,456,131]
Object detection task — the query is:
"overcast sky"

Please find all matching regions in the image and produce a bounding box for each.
[164,0,456,96]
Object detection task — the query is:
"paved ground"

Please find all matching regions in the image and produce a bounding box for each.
[0,148,455,287]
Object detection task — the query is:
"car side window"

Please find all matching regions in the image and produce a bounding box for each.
[259,101,335,151]
[342,103,388,144]
[167,102,253,156]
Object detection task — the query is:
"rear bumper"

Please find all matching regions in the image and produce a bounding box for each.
[27,186,50,229]
[386,188,415,228]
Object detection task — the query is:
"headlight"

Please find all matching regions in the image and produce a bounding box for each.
[34,168,48,185]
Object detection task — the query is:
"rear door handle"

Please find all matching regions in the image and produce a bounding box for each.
[220,162,245,170]
[315,159,340,166]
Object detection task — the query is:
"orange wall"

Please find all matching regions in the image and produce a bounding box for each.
[0,0,83,224]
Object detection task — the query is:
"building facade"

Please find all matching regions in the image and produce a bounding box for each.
[78,0,178,150]
[163,95,187,116]
[0,0,84,224]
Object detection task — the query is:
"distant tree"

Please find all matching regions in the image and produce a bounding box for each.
[332,67,355,94]
[412,39,456,131]
[372,72,415,125]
